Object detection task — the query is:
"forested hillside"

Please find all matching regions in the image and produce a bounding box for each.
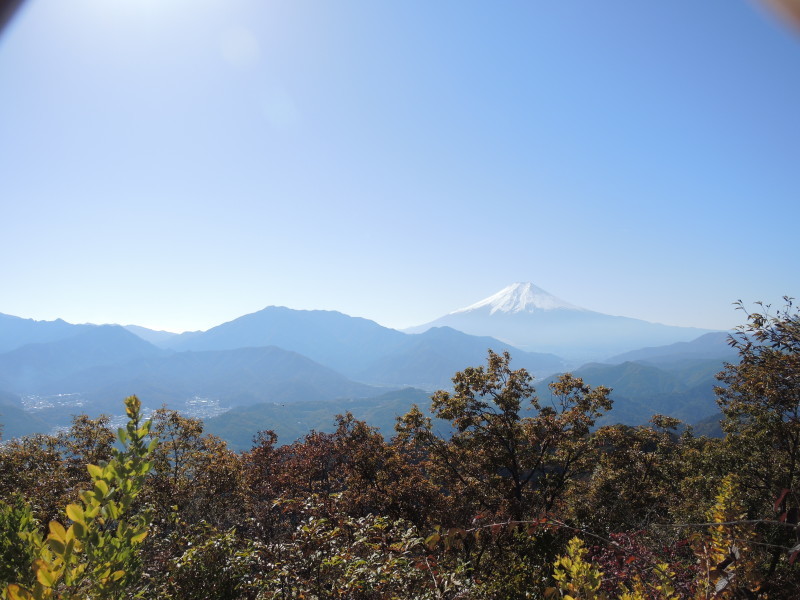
[0,301,798,598]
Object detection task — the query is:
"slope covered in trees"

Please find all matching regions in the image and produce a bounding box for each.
[0,301,798,598]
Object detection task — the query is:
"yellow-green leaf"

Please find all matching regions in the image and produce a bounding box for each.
[129,529,148,544]
[94,479,109,497]
[48,521,66,543]
[47,537,65,555]
[33,560,58,588]
[425,532,440,550]
[6,584,33,600]
[66,504,85,525]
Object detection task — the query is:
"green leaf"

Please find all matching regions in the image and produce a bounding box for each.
[72,521,86,539]
[47,537,65,555]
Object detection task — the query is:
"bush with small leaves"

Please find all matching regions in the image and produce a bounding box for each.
[254,493,460,599]
[4,396,156,600]
[0,498,38,590]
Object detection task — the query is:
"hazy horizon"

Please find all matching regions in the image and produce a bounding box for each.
[1,1,797,333]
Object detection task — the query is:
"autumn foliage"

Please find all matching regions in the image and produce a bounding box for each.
[0,301,799,598]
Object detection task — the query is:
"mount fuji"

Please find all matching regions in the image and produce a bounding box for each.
[406,283,717,362]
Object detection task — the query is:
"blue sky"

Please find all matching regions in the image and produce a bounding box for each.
[0,0,798,333]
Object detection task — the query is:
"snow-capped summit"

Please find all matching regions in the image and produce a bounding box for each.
[406,282,716,361]
[450,282,583,315]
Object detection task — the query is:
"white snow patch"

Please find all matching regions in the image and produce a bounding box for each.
[450,282,584,315]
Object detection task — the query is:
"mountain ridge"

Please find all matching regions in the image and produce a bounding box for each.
[0,312,96,354]
[0,293,730,443]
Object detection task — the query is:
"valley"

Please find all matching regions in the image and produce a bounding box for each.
[0,283,736,446]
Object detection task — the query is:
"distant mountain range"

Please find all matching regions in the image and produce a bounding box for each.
[204,388,438,451]
[605,331,737,365]
[0,325,166,393]
[407,283,717,361]
[147,306,565,386]
[0,312,94,353]
[538,358,726,427]
[0,284,736,445]
[0,305,567,437]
